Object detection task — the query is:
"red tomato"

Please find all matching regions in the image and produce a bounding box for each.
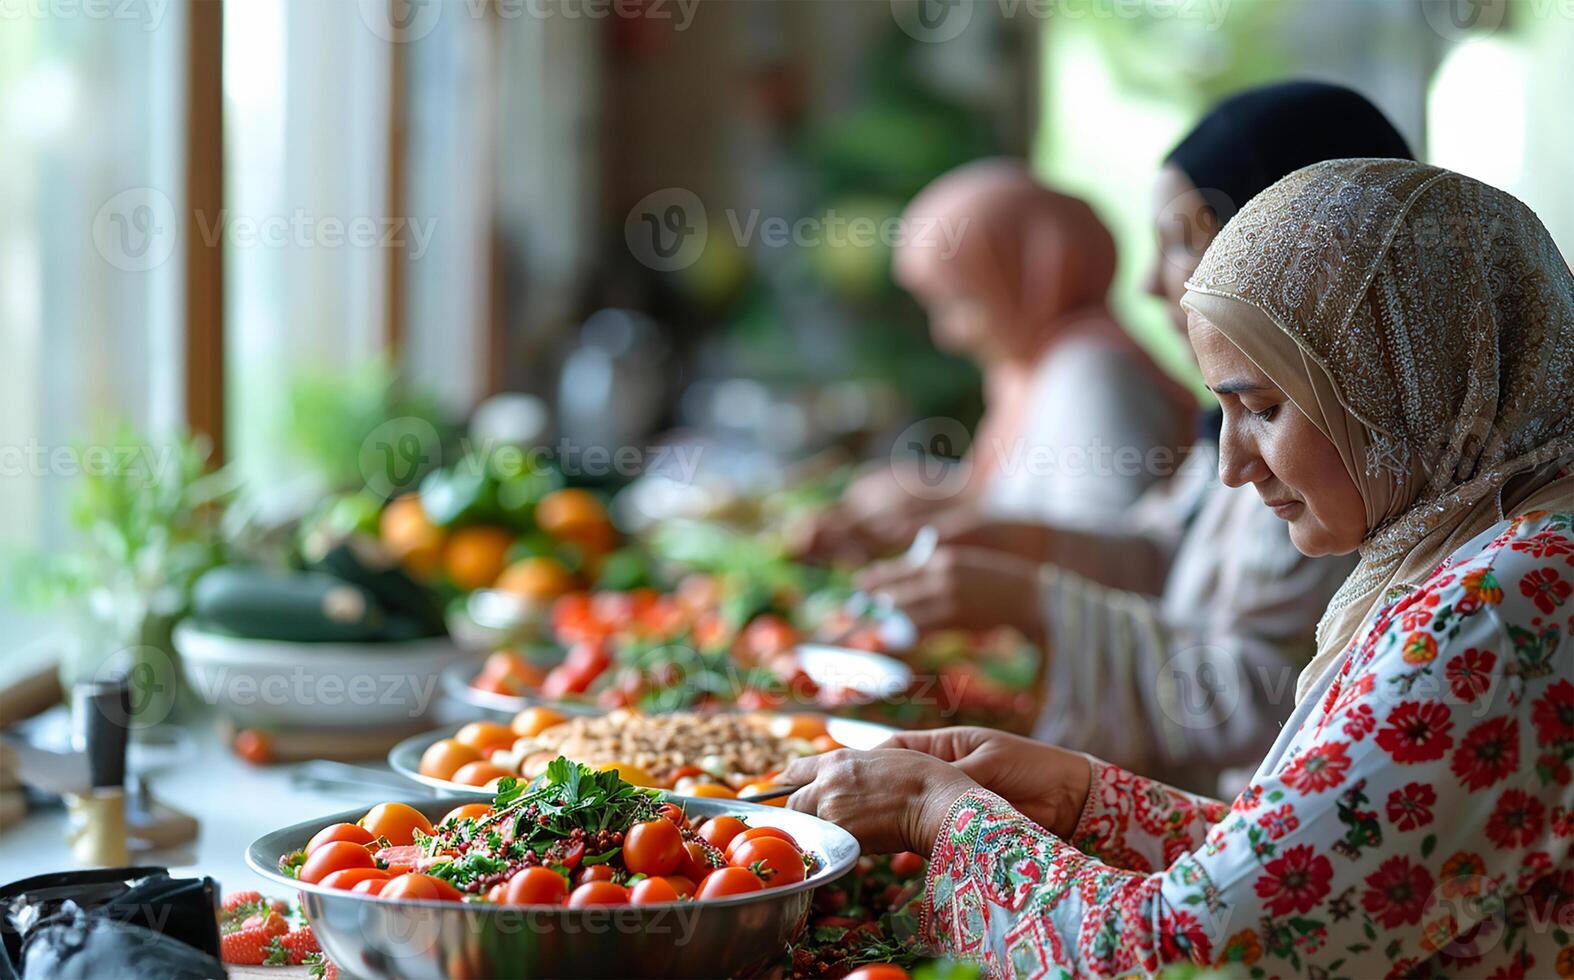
[505,867,570,906]
[439,803,494,827]
[657,802,687,827]
[724,826,800,860]
[307,822,375,854]
[574,864,615,886]
[360,803,434,846]
[735,688,784,710]
[729,837,806,888]
[889,851,925,878]
[624,819,683,876]
[486,883,506,903]
[300,841,375,885]
[567,881,629,907]
[351,877,388,896]
[380,873,462,902]
[844,966,911,980]
[678,840,718,882]
[233,729,273,765]
[664,875,696,898]
[629,877,680,905]
[743,615,797,656]
[543,838,586,871]
[694,867,764,900]
[373,845,424,874]
[541,664,592,698]
[319,867,392,890]
[563,640,611,675]
[697,816,748,852]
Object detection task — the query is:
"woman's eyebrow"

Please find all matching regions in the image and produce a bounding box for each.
[1209,379,1268,395]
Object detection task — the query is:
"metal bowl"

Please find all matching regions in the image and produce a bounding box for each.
[245,796,858,979]
[441,644,913,718]
[389,715,898,797]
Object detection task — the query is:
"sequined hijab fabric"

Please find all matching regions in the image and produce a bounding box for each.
[1181,159,1574,702]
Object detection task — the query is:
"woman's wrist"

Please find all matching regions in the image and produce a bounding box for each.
[912,774,984,854]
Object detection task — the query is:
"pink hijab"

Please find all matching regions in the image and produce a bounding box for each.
[893,159,1192,481]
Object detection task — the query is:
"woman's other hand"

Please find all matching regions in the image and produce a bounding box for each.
[855,546,1047,641]
[783,749,981,855]
[879,727,1091,838]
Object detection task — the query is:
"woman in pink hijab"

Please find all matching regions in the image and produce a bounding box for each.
[805,160,1194,558]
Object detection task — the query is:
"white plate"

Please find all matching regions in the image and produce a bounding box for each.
[175,622,476,728]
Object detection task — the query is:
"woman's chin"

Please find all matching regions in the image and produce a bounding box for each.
[1286,519,1361,558]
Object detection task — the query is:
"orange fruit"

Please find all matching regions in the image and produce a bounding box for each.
[454,721,516,752]
[511,706,566,738]
[379,495,444,578]
[443,525,515,590]
[535,489,616,554]
[769,714,828,741]
[495,556,576,603]
[684,783,738,800]
[419,738,482,780]
[452,761,513,787]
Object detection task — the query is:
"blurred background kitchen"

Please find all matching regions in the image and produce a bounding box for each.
[3,0,1573,703]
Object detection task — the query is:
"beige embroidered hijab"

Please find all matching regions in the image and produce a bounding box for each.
[1180,159,1574,702]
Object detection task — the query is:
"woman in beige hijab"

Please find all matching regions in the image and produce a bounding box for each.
[784,160,1574,977]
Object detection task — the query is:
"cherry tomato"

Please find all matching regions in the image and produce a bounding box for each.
[697,816,748,852]
[505,867,570,906]
[889,851,925,878]
[770,713,828,740]
[308,822,376,854]
[452,761,513,787]
[725,826,800,860]
[233,729,273,765]
[728,837,806,888]
[623,818,684,876]
[678,840,718,881]
[629,877,680,905]
[657,802,687,827]
[486,883,507,903]
[541,664,592,698]
[694,867,764,900]
[351,877,388,896]
[419,739,482,780]
[684,783,737,800]
[563,641,611,675]
[439,803,493,827]
[544,838,586,871]
[664,875,696,898]
[574,864,615,886]
[844,966,911,980]
[380,873,462,902]
[455,721,516,753]
[567,881,629,907]
[319,867,392,890]
[511,706,566,738]
[300,841,375,884]
[361,803,434,846]
[735,688,784,710]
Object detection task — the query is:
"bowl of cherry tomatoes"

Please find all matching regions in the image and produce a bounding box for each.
[246,759,858,978]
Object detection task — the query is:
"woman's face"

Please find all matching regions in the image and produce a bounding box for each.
[1187,314,1368,556]
[920,288,1004,364]
[1144,165,1220,342]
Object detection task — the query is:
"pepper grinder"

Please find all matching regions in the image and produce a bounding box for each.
[65,674,132,867]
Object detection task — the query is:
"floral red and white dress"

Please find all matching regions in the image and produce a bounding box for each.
[921,511,1574,978]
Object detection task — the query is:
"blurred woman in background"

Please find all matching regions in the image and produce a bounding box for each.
[801,160,1194,559]
[854,82,1411,793]
[790,158,1574,977]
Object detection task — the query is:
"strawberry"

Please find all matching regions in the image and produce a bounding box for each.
[221,927,272,966]
[306,952,339,980]
[269,927,321,965]
[222,890,263,912]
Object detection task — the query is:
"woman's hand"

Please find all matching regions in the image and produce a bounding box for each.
[789,464,958,563]
[855,546,1047,641]
[783,749,982,855]
[879,727,1092,839]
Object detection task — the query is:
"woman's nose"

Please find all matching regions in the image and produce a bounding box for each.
[1217,421,1268,488]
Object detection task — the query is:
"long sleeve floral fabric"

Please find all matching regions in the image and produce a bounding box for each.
[922,511,1574,978]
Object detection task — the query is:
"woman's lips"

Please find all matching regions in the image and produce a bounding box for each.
[1263,498,1304,519]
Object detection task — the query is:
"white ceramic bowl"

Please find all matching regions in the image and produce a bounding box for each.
[175,622,475,728]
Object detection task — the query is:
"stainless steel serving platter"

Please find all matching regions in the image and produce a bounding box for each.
[245,795,859,979]
[388,715,899,798]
